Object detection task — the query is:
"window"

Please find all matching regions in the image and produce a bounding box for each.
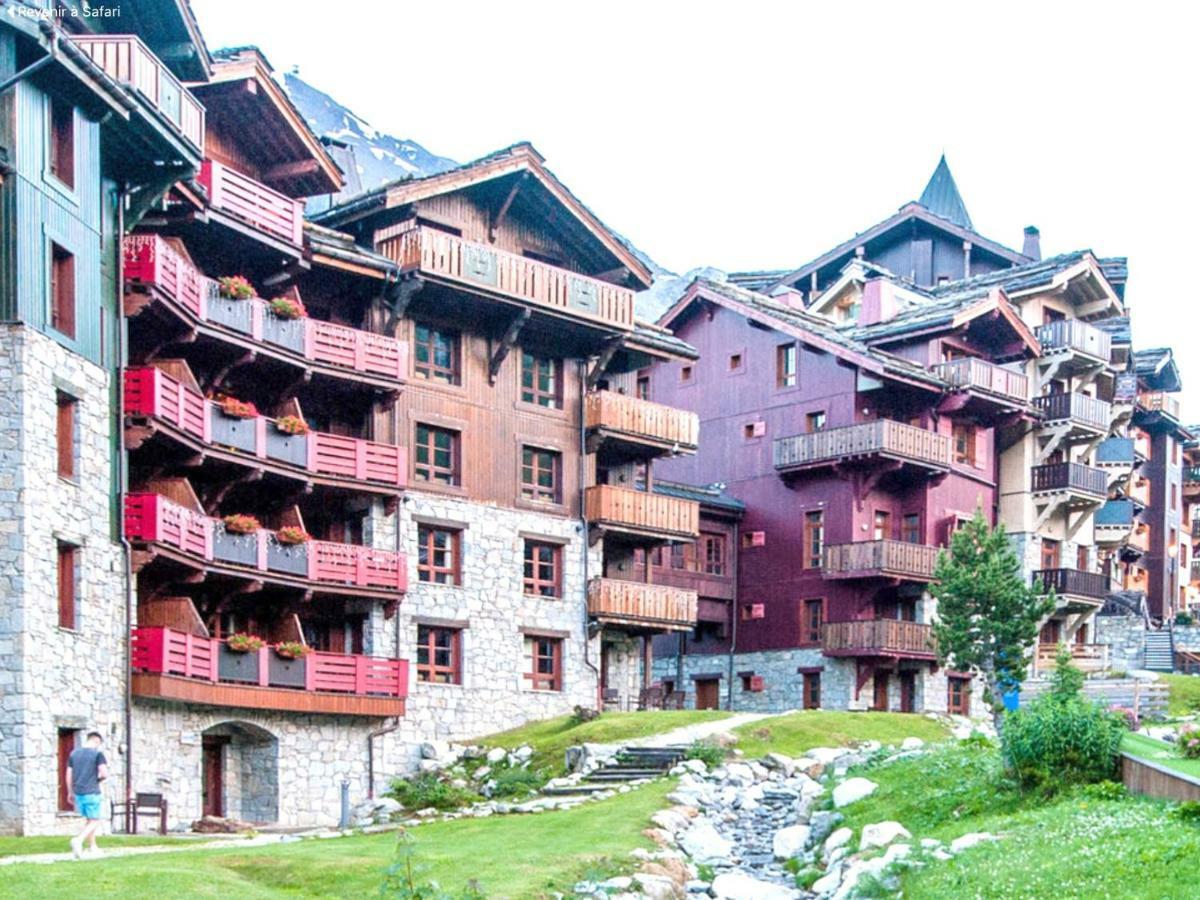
[417,525,460,585]
[50,243,76,339]
[680,365,693,383]
[1077,545,1089,571]
[523,540,560,597]
[520,352,561,408]
[743,421,765,439]
[802,599,823,644]
[1040,538,1060,570]
[49,96,74,189]
[521,447,560,503]
[729,352,743,371]
[806,411,826,433]
[803,511,824,569]
[413,324,459,384]
[414,424,458,485]
[702,532,727,576]
[952,423,976,465]
[873,510,891,541]
[636,376,650,400]
[524,636,563,691]
[948,676,971,715]
[56,391,77,480]
[776,343,797,388]
[901,513,921,545]
[57,728,77,812]
[416,625,461,684]
[57,540,77,629]
[803,672,821,710]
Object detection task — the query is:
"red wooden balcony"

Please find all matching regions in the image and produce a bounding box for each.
[774,420,952,474]
[585,391,699,459]
[124,367,405,492]
[381,225,635,331]
[584,485,700,541]
[822,540,939,581]
[124,492,406,597]
[198,159,304,247]
[931,357,1030,404]
[587,578,698,632]
[822,620,936,660]
[131,626,407,716]
[70,35,205,152]
[124,235,407,384]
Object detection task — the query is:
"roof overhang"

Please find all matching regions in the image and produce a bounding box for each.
[1006,254,1124,320]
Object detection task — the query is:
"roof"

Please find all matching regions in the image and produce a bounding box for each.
[727,270,791,292]
[303,222,398,277]
[1095,316,1131,345]
[654,480,745,514]
[1133,348,1182,392]
[628,321,699,361]
[919,156,973,230]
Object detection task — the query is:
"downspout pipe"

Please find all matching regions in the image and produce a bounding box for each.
[115,186,135,831]
[579,361,601,708]
[726,521,739,711]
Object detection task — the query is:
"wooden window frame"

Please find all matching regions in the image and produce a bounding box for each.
[728,351,744,373]
[524,635,563,692]
[50,242,76,339]
[948,676,971,715]
[413,323,460,385]
[952,423,976,466]
[57,540,78,629]
[873,510,891,541]
[523,540,561,598]
[414,423,459,486]
[415,625,462,684]
[635,375,650,400]
[49,96,75,190]
[803,672,821,710]
[520,446,561,504]
[56,391,77,481]
[520,352,562,409]
[1041,538,1060,571]
[806,411,826,433]
[901,513,921,545]
[417,525,461,585]
[803,511,824,569]
[801,598,824,646]
[702,532,727,576]
[679,364,694,385]
[776,342,797,388]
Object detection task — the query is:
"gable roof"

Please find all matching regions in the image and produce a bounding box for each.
[1133,348,1182,392]
[311,143,653,290]
[919,155,973,230]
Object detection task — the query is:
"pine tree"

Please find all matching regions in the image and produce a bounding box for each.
[929,509,1056,729]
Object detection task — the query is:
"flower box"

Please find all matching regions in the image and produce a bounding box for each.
[214,525,258,566]
[218,642,260,683]
[266,535,308,577]
[265,427,307,467]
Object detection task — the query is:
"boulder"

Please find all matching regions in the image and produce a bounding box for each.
[812,864,842,895]
[633,872,684,900]
[859,820,911,850]
[900,737,926,751]
[806,746,849,765]
[640,857,692,887]
[420,740,450,760]
[949,832,999,854]
[651,809,691,833]
[643,827,676,848]
[771,823,811,860]
[808,810,844,845]
[601,876,634,891]
[190,815,255,833]
[724,762,755,784]
[486,746,508,763]
[679,819,733,864]
[682,759,708,775]
[832,777,877,808]
[513,744,534,762]
[764,752,796,775]
[711,872,795,900]
[882,843,912,865]
[823,826,853,854]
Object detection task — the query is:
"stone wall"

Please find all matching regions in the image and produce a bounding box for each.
[0,327,128,835]
[1094,616,1200,672]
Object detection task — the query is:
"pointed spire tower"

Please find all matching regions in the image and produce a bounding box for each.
[919,155,973,231]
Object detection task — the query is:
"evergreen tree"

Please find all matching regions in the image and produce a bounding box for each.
[930,510,1056,729]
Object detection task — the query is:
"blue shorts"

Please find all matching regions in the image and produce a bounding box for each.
[75,793,102,820]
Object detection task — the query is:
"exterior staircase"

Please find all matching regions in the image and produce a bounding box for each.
[1143,629,1175,672]
[542,745,688,796]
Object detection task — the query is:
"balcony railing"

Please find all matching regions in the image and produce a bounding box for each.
[587,578,698,631]
[198,159,304,247]
[773,420,952,472]
[1034,642,1109,675]
[381,225,635,330]
[585,391,699,452]
[70,35,205,151]
[931,357,1030,403]
[1036,319,1111,361]
[131,626,407,715]
[1095,436,1139,467]
[584,485,700,539]
[1032,568,1108,602]
[124,367,406,489]
[822,540,939,581]
[124,493,406,593]
[124,236,407,382]
[1191,560,1200,584]
[1095,499,1137,529]
[1029,462,1108,497]
[1033,392,1111,431]
[822,620,936,657]
[1138,391,1182,421]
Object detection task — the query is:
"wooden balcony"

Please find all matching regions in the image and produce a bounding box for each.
[584,485,700,542]
[198,159,305,248]
[773,420,952,475]
[1094,499,1137,545]
[587,578,698,632]
[1191,560,1200,585]
[381,225,635,331]
[1032,568,1108,607]
[1185,467,1200,499]
[1030,462,1108,499]
[1138,392,1182,422]
[124,492,406,598]
[1095,436,1143,470]
[931,357,1030,404]
[70,35,205,152]
[822,540,939,581]
[1034,642,1109,675]
[1033,392,1111,433]
[131,626,407,716]
[585,391,698,461]
[822,620,936,660]
[1036,319,1112,363]
[124,235,407,387]
[124,367,406,493]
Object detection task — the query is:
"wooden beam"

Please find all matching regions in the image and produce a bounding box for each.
[264,159,321,182]
[488,309,531,384]
[586,338,624,391]
[489,172,528,242]
[384,277,423,334]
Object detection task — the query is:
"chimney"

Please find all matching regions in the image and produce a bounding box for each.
[858,279,898,327]
[770,287,807,310]
[1022,226,1042,261]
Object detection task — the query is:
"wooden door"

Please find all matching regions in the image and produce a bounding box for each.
[899,672,916,713]
[695,678,720,710]
[872,673,890,711]
[1040,620,1062,644]
[202,738,225,818]
[57,729,76,812]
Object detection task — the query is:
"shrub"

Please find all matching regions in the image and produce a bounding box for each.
[1172,800,1200,823]
[387,773,477,812]
[276,526,311,545]
[275,415,310,435]
[1177,612,1195,627]
[380,833,486,899]
[1109,706,1139,731]
[488,763,545,799]
[1076,780,1126,801]
[219,397,259,419]
[1002,695,1125,790]
[222,513,261,534]
[226,633,265,653]
[269,296,307,320]
[218,275,255,299]
[1049,645,1085,699]
[684,739,727,769]
[1180,725,1200,759]
[568,705,599,726]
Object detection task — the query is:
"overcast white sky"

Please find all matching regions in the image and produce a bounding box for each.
[191,0,1199,420]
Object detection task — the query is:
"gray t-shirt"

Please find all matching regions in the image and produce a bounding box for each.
[67,747,107,796]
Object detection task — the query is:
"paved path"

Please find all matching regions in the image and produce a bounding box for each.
[623,711,779,749]
[0,831,310,867]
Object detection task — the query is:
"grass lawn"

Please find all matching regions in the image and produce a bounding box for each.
[1122,732,1200,778]
[2,780,674,899]
[1161,673,1200,717]
[480,710,731,775]
[731,710,950,759]
[0,834,190,858]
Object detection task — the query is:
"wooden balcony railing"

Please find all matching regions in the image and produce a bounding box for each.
[1036,319,1112,361]
[124,235,407,382]
[1030,462,1108,497]
[1034,642,1109,675]
[1033,392,1111,431]
[124,367,406,489]
[1138,391,1182,421]
[124,493,406,593]
[585,391,699,451]
[822,620,936,658]
[822,540,939,581]
[587,578,698,630]
[381,225,635,330]
[931,357,1030,403]
[584,485,700,539]
[773,420,952,472]
[198,159,304,247]
[131,626,407,715]
[70,35,205,151]
[1096,436,1138,467]
[1032,568,1108,602]
[1191,560,1200,584]
[1185,467,1200,486]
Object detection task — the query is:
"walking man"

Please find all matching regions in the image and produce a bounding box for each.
[67,731,108,859]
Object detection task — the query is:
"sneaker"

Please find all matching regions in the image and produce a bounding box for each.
[69,837,83,859]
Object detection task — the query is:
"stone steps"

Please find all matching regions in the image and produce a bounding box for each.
[1143,631,1174,672]
[543,744,688,796]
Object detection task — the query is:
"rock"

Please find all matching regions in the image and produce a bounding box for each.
[764,752,796,775]
[420,740,450,760]
[808,810,844,845]
[949,832,999,854]
[473,765,492,780]
[679,819,733,864]
[190,815,255,833]
[824,826,853,854]
[486,746,507,763]
[651,809,690,833]
[772,823,811,859]
[860,820,911,850]
[685,880,711,894]
[513,745,534,762]
[832,857,891,900]
[682,759,708,775]
[882,843,912,865]
[724,762,755,784]
[417,759,442,773]
[640,857,691,887]
[832,777,877,808]
[857,740,882,754]
[806,746,849,765]
[643,827,676,848]
[601,876,633,890]
[900,737,926,751]
[711,731,740,749]
[920,837,942,850]
[799,760,825,779]
[812,864,842,895]
[711,872,795,900]
[633,873,683,900]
